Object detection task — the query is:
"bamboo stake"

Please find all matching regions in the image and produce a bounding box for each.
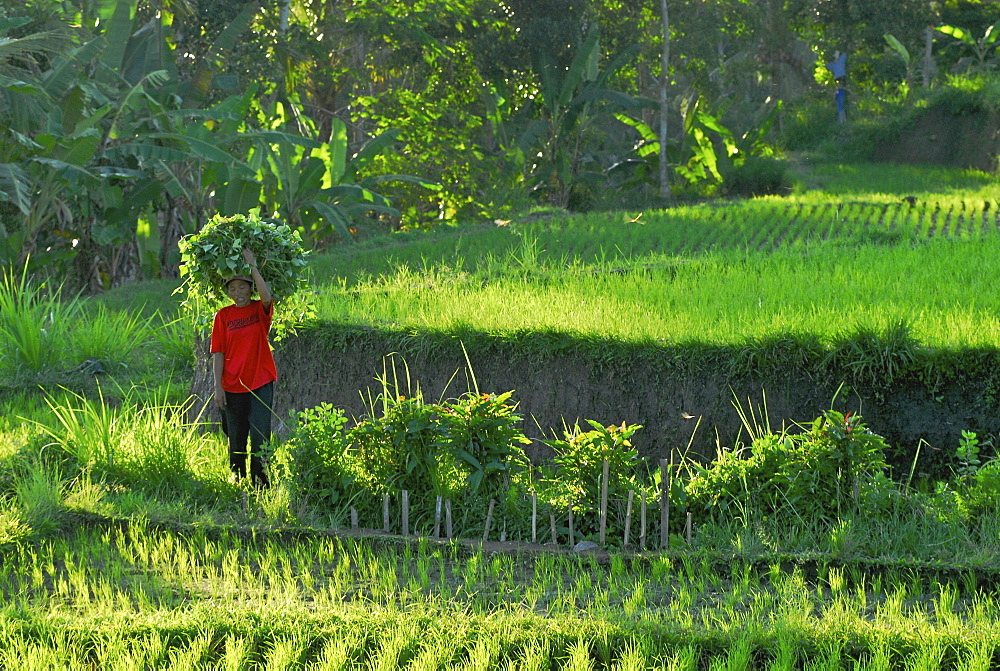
[640,495,647,550]
[599,460,610,545]
[500,520,507,543]
[568,507,575,546]
[434,495,443,539]
[685,511,692,545]
[624,490,634,547]
[383,494,390,533]
[401,490,409,537]
[659,459,669,550]
[350,507,358,530]
[483,499,496,542]
[531,493,538,544]
[549,513,557,545]
[445,499,453,539]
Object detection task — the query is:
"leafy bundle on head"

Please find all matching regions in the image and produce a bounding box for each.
[176,213,314,337]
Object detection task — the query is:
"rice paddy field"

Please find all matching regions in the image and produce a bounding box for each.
[6,162,1000,668]
[4,524,1000,669]
[308,164,1000,353]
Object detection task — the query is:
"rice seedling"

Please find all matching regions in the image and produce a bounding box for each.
[556,638,592,670]
[903,636,946,671]
[514,638,552,671]
[219,633,253,671]
[2,521,1000,668]
[310,232,1000,358]
[262,632,309,669]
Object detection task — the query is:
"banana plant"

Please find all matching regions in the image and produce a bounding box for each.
[254,110,440,248]
[0,0,262,286]
[884,34,915,100]
[515,22,647,208]
[937,22,1000,71]
[611,96,781,192]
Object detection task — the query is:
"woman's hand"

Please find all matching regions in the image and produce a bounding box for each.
[242,247,257,268]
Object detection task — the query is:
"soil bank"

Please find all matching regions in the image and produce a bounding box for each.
[192,328,998,475]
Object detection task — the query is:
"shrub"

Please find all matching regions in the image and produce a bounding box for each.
[536,420,643,512]
[277,403,362,509]
[720,157,791,198]
[941,430,1000,519]
[438,391,531,496]
[278,391,532,524]
[686,410,890,522]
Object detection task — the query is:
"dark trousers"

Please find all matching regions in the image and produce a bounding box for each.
[222,381,273,487]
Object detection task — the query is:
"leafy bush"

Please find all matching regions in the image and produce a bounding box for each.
[438,391,531,496]
[779,95,843,152]
[276,403,361,508]
[536,420,643,512]
[686,410,889,522]
[355,392,464,498]
[720,157,790,198]
[939,430,1000,519]
[968,462,1000,514]
[278,390,532,525]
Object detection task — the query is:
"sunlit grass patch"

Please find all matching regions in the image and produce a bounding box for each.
[312,235,1000,352]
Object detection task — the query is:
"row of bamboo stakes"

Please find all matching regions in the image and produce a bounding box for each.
[348,458,692,549]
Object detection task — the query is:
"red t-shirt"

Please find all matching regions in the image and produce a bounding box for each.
[210,300,277,393]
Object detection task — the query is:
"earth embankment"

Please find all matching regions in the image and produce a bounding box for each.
[192,325,1000,474]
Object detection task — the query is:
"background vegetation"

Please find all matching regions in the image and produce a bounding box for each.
[1,0,1000,293]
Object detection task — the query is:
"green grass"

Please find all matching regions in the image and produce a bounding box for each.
[786,162,999,197]
[299,169,1000,367]
[309,167,1000,287]
[311,235,1000,353]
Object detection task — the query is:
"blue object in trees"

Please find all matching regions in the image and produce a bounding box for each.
[827,52,847,80]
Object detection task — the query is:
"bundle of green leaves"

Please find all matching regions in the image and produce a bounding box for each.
[179,213,310,302]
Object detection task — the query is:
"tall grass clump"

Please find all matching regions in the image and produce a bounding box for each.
[66,302,155,365]
[25,386,225,494]
[0,263,82,373]
[12,463,65,536]
[0,264,177,382]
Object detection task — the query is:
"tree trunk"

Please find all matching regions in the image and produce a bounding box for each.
[923,26,934,88]
[658,0,671,201]
[159,194,185,279]
[109,239,141,289]
[279,0,290,33]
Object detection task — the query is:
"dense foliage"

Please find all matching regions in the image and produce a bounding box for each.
[278,389,532,518]
[1,0,999,291]
[178,213,310,303]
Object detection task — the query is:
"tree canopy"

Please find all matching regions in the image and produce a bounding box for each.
[0,0,997,290]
